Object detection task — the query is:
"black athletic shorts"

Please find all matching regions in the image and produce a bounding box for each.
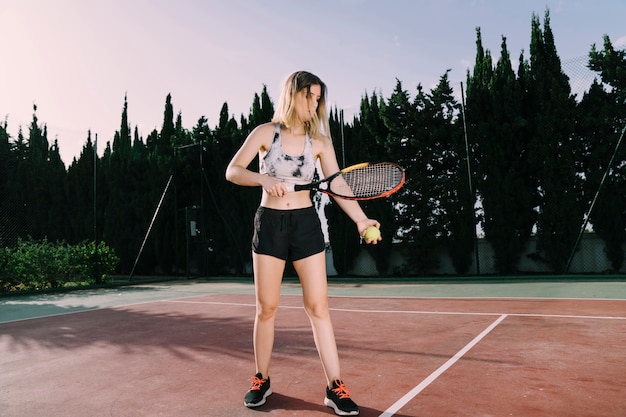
[252,206,325,261]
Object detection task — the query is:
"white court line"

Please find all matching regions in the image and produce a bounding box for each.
[329,307,626,320]
[378,314,508,417]
[164,300,256,308]
[5,291,624,325]
[165,300,626,320]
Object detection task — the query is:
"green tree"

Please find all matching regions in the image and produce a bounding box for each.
[427,72,474,274]
[23,106,49,240]
[0,119,18,247]
[589,35,626,104]
[325,110,350,275]
[45,138,69,241]
[14,106,69,243]
[528,10,583,272]
[157,93,175,156]
[577,81,625,271]
[582,37,626,271]
[467,31,538,274]
[354,96,400,275]
[324,107,381,275]
[211,102,253,274]
[380,80,441,275]
[104,96,137,273]
[249,85,274,127]
[66,132,98,244]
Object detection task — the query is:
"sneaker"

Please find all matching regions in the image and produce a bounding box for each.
[243,373,272,408]
[324,378,359,416]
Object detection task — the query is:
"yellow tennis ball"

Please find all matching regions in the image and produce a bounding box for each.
[364,226,380,241]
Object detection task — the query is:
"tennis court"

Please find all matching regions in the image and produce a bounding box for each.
[1,278,625,416]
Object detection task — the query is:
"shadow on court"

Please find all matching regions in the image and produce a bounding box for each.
[1,307,254,359]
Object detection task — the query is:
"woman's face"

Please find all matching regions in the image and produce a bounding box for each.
[296,83,321,122]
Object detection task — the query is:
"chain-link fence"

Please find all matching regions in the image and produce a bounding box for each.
[345,56,626,277]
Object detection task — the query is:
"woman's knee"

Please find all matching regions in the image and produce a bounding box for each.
[257,301,280,321]
[304,300,330,320]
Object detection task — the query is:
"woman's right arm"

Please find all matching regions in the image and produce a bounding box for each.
[225,123,284,195]
[225,123,269,186]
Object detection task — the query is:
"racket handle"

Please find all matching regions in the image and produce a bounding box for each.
[283,183,307,192]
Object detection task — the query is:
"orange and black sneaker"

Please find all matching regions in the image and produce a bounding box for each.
[324,378,359,416]
[244,373,272,408]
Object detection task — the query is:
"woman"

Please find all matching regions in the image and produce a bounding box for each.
[225,70,380,416]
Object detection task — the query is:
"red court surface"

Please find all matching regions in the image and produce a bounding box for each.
[1,282,626,416]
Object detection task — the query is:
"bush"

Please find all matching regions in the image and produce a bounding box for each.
[0,238,119,293]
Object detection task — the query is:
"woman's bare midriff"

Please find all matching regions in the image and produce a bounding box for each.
[260,189,314,210]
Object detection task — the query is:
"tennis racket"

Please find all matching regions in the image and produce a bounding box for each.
[285,162,405,200]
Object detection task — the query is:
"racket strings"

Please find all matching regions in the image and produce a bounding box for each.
[330,164,404,198]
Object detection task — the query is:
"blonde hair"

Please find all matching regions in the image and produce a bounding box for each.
[272,71,330,139]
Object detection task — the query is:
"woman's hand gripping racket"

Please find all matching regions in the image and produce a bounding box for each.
[285,162,405,200]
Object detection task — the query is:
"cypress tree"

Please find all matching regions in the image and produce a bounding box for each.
[325,107,360,274]
[577,80,625,271]
[0,119,18,247]
[104,96,137,273]
[582,37,626,271]
[528,10,583,272]
[380,80,440,275]
[23,107,50,240]
[589,35,626,102]
[427,71,475,274]
[248,85,274,128]
[358,94,399,275]
[46,139,69,242]
[213,101,251,274]
[473,35,537,274]
[66,132,98,243]
[158,93,175,156]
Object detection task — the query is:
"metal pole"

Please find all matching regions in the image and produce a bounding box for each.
[129,174,174,281]
[565,124,626,273]
[93,133,99,283]
[460,82,480,275]
[93,133,97,244]
[340,110,346,167]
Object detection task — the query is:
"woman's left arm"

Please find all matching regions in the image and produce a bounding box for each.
[317,136,381,243]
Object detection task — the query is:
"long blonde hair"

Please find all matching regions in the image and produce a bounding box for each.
[272,71,331,139]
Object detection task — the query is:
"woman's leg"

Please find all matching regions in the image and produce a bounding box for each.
[252,252,286,378]
[293,251,340,386]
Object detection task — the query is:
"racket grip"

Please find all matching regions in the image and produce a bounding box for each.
[284,183,306,192]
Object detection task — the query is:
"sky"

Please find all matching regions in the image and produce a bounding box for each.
[2,0,625,166]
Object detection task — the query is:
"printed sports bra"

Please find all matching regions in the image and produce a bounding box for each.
[259,123,316,185]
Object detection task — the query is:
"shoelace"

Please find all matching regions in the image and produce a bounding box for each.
[249,376,266,391]
[331,379,351,399]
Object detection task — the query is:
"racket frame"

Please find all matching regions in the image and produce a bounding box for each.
[291,162,405,200]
